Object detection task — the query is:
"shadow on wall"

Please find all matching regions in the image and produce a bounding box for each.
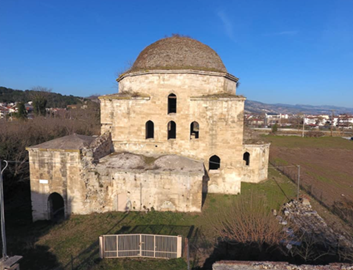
[4,185,62,269]
[6,186,131,270]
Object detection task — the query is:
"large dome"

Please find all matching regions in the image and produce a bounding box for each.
[130,36,227,73]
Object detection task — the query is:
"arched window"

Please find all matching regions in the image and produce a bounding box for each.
[145,120,154,139]
[168,93,177,114]
[190,121,199,139]
[168,121,176,139]
[209,155,220,170]
[243,152,250,166]
[48,192,65,221]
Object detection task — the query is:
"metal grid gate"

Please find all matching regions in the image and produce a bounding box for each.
[99,234,182,259]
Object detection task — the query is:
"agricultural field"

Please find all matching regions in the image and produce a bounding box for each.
[265,136,353,208]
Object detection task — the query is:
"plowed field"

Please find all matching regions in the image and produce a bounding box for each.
[265,136,353,207]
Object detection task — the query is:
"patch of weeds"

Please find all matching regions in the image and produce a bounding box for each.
[271,157,288,166]
[142,155,157,165]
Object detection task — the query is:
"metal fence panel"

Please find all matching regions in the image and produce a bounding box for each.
[103,235,117,258]
[141,234,155,257]
[117,234,140,257]
[155,235,178,258]
[100,234,182,259]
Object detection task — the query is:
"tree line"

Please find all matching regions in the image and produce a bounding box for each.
[0,86,86,108]
[0,103,100,198]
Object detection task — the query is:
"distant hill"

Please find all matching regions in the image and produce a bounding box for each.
[2,86,352,114]
[0,86,85,108]
[245,100,353,115]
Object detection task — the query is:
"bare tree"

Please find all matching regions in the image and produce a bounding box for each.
[205,194,284,251]
[283,230,336,262]
[0,105,100,185]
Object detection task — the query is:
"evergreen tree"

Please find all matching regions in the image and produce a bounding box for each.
[33,95,47,116]
[271,123,278,134]
[15,102,27,120]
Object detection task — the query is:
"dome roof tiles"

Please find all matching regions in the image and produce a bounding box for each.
[130,36,227,73]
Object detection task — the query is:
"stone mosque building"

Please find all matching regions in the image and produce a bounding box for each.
[27,36,270,221]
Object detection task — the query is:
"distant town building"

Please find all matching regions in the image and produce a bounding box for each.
[265,113,289,126]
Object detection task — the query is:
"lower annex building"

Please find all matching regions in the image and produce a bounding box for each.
[27,36,270,221]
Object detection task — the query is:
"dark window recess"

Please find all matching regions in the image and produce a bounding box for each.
[190,121,199,139]
[209,155,220,170]
[168,94,177,114]
[243,152,250,166]
[168,121,176,139]
[146,121,154,139]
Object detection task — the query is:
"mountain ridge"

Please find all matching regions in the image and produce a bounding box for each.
[244,100,353,115]
[1,86,352,114]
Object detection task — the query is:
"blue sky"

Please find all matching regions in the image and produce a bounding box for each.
[1,0,352,107]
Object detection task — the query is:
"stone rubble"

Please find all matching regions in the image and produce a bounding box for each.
[213,261,353,270]
[279,199,353,250]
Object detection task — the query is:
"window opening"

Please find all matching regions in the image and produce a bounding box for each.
[168,94,177,114]
[190,121,199,139]
[209,155,220,170]
[145,120,154,139]
[243,152,250,166]
[168,121,176,139]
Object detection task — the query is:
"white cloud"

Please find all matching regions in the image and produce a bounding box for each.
[217,10,236,42]
[263,31,299,36]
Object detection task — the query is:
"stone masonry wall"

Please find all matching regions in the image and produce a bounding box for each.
[80,168,203,213]
[28,146,204,220]
[27,149,82,221]
[100,72,247,194]
[241,144,270,183]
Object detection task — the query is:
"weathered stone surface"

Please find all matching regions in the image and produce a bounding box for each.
[27,36,270,220]
[27,133,94,150]
[213,261,353,270]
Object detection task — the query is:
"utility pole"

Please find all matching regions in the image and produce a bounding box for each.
[297,165,300,201]
[0,160,8,260]
[0,160,22,270]
[330,110,335,137]
[302,115,305,138]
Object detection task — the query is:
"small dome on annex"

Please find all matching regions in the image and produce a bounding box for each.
[129,35,227,74]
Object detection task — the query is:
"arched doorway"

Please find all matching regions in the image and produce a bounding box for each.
[48,192,65,221]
